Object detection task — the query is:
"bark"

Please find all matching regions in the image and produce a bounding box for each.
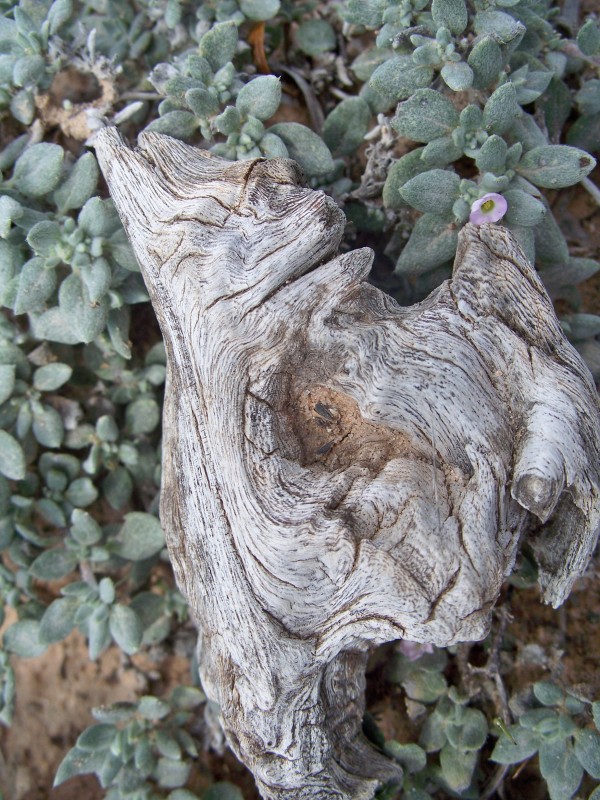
[95,128,600,800]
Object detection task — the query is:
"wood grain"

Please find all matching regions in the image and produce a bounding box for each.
[95,128,600,799]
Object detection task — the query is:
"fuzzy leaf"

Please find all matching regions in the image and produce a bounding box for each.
[441,61,473,91]
[114,512,165,561]
[39,597,78,644]
[573,729,600,778]
[103,466,133,511]
[567,113,600,154]
[577,19,600,57]
[399,169,460,214]
[296,19,336,56]
[70,509,102,546]
[109,604,143,654]
[392,89,459,143]
[384,741,427,772]
[30,548,77,580]
[475,135,508,173]
[432,0,467,34]
[323,98,371,156]
[267,123,334,176]
[240,0,280,20]
[0,430,26,480]
[539,738,584,800]
[0,363,15,405]
[491,725,542,764]
[440,744,477,792]
[468,36,504,89]
[395,213,458,276]
[504,189,546,227]
[199,21,238,71]
[483,82,520,135]
[3,619,46,658]
[33,362,72,392]
[54,746,105,786]
[474,11,525,47]
[370,56,434,104]
[12,144,64,197]
[53,153,99,212]
[517,145,596,188]
[236,76,281,121]
[13,257,57,315]
[145,111,199,140]
[383,148,428,208]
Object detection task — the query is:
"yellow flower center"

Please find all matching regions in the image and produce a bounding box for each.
[481,199,495,213]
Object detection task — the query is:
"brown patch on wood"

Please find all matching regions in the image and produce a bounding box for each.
[286,385,419,473]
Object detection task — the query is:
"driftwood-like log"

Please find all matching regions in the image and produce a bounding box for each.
[95,128,600,800]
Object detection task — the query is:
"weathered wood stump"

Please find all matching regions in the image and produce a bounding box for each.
[95,128,600,800]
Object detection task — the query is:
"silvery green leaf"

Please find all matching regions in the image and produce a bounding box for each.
[138,695,170,720]
[474,11,525,49]
[65,476,99,507]
[32,403,64,447]
[53,153,99,212]
[491,724,541,764]
[296,19,336,56]
[10,89,35,126]
[185,87,219,118]
[441,61,473,91]
[126,396,160,435]
[566,113,600,154]
[511,65,553,104]
[29,547,77,581]
[33,362,72,392]
[475,134,508,173]
[214,106,241,135]
[3,619,46,658]
[505,142,523,169]
[267,123,334,176]
[0,429,26,480]
[114,512,164,560]
[80,258,111,304]
[198,21,237,71]
[468,35,504,89]
[92,701,136,724]
[439,744,477,792]
[47,0,73,34]
[359,82,393,114]
[156,757,190,789]
[445,707,488,751]
[236,75,281,121]
[29,308,79,345]
[384,741,427,772]
[13,54,45,87]
[383,148,428,209]
[344,0,387,27]
[483,82,520,135]
[421,135,463,166]
[539,738,583,800]
[573,730,600,778]
[171,685,205,710]
[156,729,182,760]
[259,133,288,159]
[505,224,535,264]
[533,681,564,706]
[26,220,61,258]
[103,466,133,511]
[34,497,66,526]
[145,110,199,140]
[399,169,460,214]
[504,189,546,227]
[392,89,459,143]
[517,145,596,188]
[323,97,371,156]
[576,80,600,116]
[369,56,434,104]
[395,213,459,276]
[577,19,600,57]
[432,0,467,34]
[507,114,547,152]
[39,597,78,644]
[77,722,116,751]
[12,143,64,197]
[0,195,23,238]
[78,197,120,237]
[54,746,105,786]
[70,509,102,545]
[108,230,138,272]
[109,604,143,655]
[0,363,15,405]
[58,273,108,343]
[351,47,392,81]
[87,613,110,661]
[240,0,280,19]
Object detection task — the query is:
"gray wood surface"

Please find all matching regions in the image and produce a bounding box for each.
[96,128,600,799]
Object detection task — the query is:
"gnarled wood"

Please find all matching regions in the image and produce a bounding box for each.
[95,128,600,800]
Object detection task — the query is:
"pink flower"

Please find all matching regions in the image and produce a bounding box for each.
[469,192,508,225]
[397,640,435,661]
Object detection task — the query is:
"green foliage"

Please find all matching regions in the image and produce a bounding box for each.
[0,2,599,799]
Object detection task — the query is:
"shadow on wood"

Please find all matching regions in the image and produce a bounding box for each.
[95,128,600,800]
